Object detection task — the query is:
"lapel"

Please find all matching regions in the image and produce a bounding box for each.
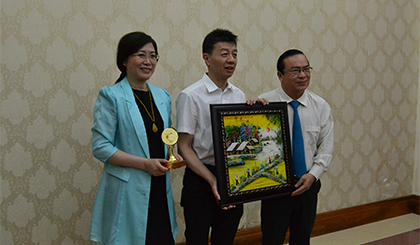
[120,78,170,159]
[149,84,168,129]
[149,83,169,158]
[121,78,150,158]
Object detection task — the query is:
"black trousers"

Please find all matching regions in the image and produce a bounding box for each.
[181,166,243,245]
[261,180,321,245]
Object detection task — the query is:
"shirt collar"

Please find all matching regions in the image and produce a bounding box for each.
[279,88,308,107]
[203,73,233,93]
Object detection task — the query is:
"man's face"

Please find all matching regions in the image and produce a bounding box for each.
[278,54,311,99]
[204,42,237,82]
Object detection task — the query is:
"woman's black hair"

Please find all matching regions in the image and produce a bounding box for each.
[115,32,158,83]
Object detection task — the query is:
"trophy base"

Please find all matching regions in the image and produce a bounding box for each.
[170,160,186,169]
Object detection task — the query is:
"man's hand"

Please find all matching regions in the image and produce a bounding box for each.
[291,173,315,196]
[210,177,236,210]
[246,98,269,106]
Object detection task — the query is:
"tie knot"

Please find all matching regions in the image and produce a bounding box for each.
[290,100,300,109]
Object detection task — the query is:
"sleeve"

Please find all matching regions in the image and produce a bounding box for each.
[309,103,334,179]
[91,87,119,163]
[175,91,197,135]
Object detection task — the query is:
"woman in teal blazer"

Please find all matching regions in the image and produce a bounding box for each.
[90,32,179,245]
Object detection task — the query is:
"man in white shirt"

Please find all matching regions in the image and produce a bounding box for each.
[176,29,245,245]
[258,49,334,245]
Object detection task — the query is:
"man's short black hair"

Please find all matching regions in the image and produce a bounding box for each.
[277,49,310,74]
[202,28,237,55]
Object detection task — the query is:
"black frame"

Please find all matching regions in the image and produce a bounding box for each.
[211,102,295,207]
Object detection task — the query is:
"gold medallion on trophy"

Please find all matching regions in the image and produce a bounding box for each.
[161,127,186,169]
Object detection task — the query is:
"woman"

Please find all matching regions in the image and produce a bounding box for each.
[89,32,179,245]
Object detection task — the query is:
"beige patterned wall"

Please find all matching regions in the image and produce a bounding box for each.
[1,0,419,244]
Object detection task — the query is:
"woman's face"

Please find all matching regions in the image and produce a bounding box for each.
[124,42,157,84]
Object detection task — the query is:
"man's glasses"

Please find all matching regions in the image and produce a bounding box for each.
[283,67,312,76]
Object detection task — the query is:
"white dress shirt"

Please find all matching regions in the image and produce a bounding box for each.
[259,87,334,179]
[176,74,246,166]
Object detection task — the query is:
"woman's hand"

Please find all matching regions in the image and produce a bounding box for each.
[145,159,170,176]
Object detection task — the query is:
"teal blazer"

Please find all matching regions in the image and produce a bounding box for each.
[89,78,177,244]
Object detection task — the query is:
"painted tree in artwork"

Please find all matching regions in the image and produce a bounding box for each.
[225,125,240,142]
[240,124,252,141]
[265,114,281,126]
[265,114,283,145]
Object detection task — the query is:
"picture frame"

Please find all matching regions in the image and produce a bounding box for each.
[210,102,296,207]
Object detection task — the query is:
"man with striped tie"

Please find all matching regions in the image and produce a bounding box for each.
[258,49,334,245]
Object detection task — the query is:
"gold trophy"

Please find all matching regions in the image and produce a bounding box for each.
[161,127,186,169]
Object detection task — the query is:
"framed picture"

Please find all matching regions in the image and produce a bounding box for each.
[210,102,295,207]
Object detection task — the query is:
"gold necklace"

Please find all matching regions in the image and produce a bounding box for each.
[133,87,158,133]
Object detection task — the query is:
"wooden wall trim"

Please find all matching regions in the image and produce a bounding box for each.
[310,194,419,238]
[232,195,419,245]
[176,195,419,245]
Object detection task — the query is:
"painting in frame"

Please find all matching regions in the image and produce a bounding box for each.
[210,102,295,207]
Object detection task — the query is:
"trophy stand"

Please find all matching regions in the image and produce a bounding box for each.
[161,128,186,169]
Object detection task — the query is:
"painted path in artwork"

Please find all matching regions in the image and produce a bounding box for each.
[228,135,287,193]
[229,158,286,193]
